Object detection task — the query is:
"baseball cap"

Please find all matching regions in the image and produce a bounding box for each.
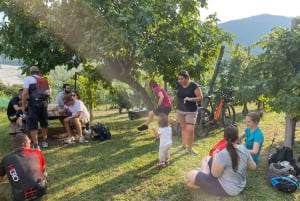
[30,66,40,72]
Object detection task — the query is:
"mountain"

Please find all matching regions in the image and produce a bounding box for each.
[218,14,293,54]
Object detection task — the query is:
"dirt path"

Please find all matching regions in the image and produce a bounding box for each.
[0,64,24,86]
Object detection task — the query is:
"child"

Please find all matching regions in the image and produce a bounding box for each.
[151,113,172,168]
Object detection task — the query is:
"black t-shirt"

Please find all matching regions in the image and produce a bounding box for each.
[7,96,20,116]
[0,149,47,201]
[176,82,199,112]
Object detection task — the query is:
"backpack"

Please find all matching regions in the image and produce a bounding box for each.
[269,161,296,178]
[270,174,299,193]
[30,75,51,100]
[268,146,300,176]
[91,123,111,141]
[268,147,294,165]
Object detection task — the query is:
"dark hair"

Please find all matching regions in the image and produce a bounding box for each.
[224,125,239,172]
[149,80,158,89]
[13,133,29,149]
[158,113,169,128]
[246,111,263,124]
[63,94,73,103]
[63,83,71,89]
[178,70,190,79]
[72,91,81,99]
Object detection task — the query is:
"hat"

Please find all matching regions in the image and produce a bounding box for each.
[30,66,40,72]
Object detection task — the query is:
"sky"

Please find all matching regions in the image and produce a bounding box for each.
[200,0,300,23]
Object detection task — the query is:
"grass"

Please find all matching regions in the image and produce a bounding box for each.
[0,104,300,201]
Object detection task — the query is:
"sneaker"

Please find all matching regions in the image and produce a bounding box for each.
[186,147,198,155]
[156,161,166,168]
[79,136,87,143]
[42,141,49,148]
[64,136,74,144]
[176,145,187,153]
[18,125,24,131]
[165,160,170,165]
[137,124,148,131]
[31,144,41,151]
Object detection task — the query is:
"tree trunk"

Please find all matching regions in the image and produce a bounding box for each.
[242,102,248,116]
[284,112,293,148]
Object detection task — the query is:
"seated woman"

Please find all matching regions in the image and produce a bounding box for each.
[186,125,256,196]
[239,112,264,164]
[62,94,90,144]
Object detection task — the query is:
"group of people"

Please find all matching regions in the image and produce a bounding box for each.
[6,66,90,149]
[2,67,266,199]
[137,70,265,196]
[55,83,90,144]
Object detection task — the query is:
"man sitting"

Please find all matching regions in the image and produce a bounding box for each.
[6,89,24,134]
[0,133,47,201]
[62,94,90,144]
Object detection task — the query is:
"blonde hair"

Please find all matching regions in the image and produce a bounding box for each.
[158,113,169,128]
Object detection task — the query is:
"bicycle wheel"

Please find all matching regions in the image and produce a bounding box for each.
[221,104,235,127]
[195,107,211,138]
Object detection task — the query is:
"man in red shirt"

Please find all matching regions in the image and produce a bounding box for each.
[138,80,172,131]
[0,133,47,201]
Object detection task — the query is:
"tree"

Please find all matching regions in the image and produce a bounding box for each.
[0,0,232,109]
[255,26,300,147]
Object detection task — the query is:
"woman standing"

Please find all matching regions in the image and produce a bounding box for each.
[176,70,202,155]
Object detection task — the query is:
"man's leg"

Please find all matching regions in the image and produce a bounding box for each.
[0,182,13,201]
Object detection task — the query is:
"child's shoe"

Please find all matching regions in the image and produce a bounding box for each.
[156,161,166,168]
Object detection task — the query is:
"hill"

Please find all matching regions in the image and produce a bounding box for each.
[219,14,293,54]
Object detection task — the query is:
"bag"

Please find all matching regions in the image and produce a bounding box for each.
[209,138,227,156]
[269,161,296,178]
[31,75,51,100]
[92,123,111,141]
[268,146,300,176]
[270,174,299,193]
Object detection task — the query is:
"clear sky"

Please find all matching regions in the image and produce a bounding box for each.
[200,0,300,22]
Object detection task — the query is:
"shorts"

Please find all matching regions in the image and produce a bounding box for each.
[176,109,198,125]
[27,101,48,130]
[153,106,172,116]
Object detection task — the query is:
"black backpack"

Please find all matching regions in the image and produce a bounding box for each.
[92,123,111,141]
[270,174,299,193]
[268,146,300,176]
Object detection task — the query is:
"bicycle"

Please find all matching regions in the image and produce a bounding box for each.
[195,89,236,138]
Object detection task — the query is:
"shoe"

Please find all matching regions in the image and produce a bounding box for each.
[79,136,87,143]
[42,141,48,148]
[165,160,170,165]
[83,128,91,135]
[186,147,198,155]
[64,136,74,144]
[18,125,24,130]
[137,124,148,131]
[176,145,187,153]
[156,161,166,168]
[31,144,41,151]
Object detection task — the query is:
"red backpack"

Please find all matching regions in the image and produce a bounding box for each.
[30,75,50,100]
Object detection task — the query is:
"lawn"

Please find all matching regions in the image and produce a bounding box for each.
[0,104,300,201]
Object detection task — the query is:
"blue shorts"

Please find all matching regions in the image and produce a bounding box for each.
[27,101,48,130]
[194,157,229,196]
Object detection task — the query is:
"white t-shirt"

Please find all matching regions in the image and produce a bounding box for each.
[67,99,90,120]
[158,126,172,146]
[23,75,39,88]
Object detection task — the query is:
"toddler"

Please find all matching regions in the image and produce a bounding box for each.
[152,113,172,168]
